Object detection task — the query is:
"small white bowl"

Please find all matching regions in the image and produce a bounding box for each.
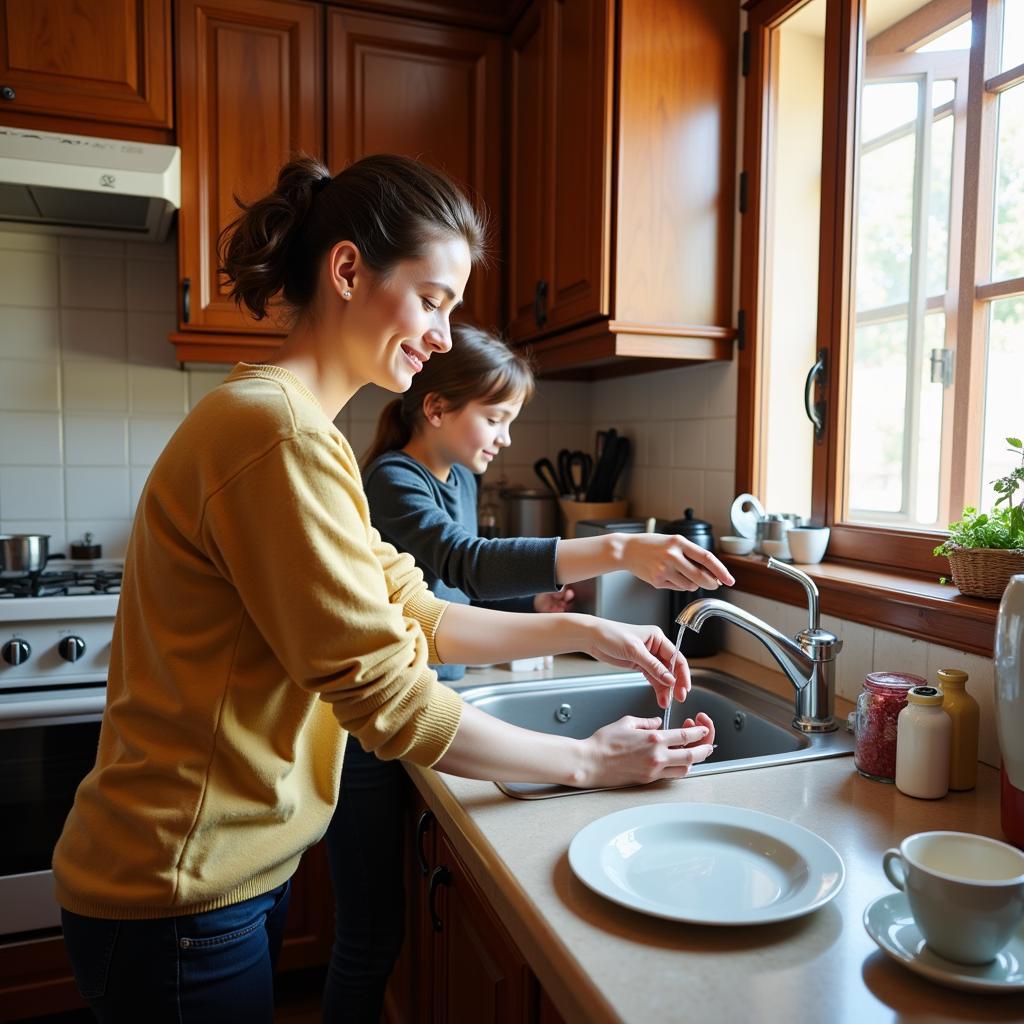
[761,538,791,560]
[719,535,755,556]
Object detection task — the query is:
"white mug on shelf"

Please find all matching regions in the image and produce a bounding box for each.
[882,830,1024,964]
[786,526,830,564]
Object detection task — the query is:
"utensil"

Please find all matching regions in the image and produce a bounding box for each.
[533,458,564,498]
[557,449,575,495]
[864,892,1024,993]
[566,451,593,500]
[568,802,845,925]
[0,534,51,578]
[585,434,630,502]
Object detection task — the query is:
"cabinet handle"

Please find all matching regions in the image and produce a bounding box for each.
[1,86,15,101]
[415,809,434,877]
[182,277,191,324]
[427,864,452,933]
[534,280,548,328]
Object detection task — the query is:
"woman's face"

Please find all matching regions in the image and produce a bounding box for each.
[345,235,473,393]
[435,394,525,476]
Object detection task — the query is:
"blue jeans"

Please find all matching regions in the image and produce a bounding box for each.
[61,880,291,1023]
[322,733,408,1024]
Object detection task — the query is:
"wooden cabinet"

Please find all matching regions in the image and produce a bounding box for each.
[172,0,322,357]
[389,786,566,1024]
[0,0,172,140]
[507,0,739,378]
[327,8,504,330]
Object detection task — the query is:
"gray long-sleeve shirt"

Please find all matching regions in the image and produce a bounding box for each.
[363,451,560,680]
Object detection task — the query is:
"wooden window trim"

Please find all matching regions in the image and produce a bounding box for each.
[737,0,1012,644]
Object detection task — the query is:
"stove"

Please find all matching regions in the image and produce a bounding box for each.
[0,559,122,937]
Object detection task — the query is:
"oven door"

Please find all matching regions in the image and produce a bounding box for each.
[0,687,104,937]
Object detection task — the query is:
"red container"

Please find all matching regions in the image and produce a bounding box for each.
[853,672,924,782]
[1002,763,1024,849]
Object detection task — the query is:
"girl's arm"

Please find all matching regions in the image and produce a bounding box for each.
[554,532,735,591]
[433,603,690,707]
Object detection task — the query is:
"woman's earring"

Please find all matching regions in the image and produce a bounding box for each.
[342,289,352,300]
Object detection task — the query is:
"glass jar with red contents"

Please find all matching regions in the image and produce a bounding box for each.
[852,672,924,782]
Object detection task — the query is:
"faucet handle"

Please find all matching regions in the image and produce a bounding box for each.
[767,557,820,631]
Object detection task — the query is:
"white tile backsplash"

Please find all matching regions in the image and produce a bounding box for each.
[64,415,128,466]
[0,230,211,557]
[0,359,61,411]
[0,307,60,360]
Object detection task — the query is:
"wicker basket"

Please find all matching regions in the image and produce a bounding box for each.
[946,547,1024,599]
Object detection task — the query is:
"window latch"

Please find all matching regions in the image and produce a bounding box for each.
[929,348,954,388]
[804,349,827,442]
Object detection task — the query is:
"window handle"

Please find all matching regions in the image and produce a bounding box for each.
[804,349,827,441]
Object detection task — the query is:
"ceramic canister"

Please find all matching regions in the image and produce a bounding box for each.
[996,575,1024,847]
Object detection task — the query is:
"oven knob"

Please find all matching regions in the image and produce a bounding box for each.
[59,636,87,662]
[2,639,31,665]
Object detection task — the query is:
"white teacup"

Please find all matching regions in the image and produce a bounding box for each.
[786,526,830,564]
[883,831,1024,964]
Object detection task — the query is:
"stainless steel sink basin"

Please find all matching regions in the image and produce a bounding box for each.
[459,667,854,798]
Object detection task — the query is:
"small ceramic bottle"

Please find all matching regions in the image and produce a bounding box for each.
[938,668,979,791]
[895,686,951,799]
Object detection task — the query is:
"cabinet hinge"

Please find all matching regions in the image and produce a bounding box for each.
[737,308,746,351]
[738,170,748,214]
[742,31,750,77]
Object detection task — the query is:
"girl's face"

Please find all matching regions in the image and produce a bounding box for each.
[343,235,473,393]
[432,394,525,476]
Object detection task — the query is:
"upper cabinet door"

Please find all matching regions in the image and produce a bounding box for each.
[0,0,172,129]
[176,0,322,334]
[506,1,547,342]
[544,0,611,334]
[327,9,503,330]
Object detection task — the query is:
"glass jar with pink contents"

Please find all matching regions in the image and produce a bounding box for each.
[852,672,924,782]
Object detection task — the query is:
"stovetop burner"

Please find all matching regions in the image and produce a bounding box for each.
[0,567,122,599]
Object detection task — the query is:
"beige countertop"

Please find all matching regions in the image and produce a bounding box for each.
[409,653,1021,1024]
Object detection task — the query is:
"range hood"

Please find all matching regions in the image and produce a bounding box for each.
[0,125,180,242]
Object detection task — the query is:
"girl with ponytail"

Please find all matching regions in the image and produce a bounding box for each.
[53,153,729,1022]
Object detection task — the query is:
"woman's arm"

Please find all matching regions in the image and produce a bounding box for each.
[554,533,735,591]
[434,703,715,788]
[433,603,691,707]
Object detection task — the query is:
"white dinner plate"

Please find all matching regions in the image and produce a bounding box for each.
[568,803,845,925]
[864,892,1024,993]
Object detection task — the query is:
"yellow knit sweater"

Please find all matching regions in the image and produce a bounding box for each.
[53,364,463,920]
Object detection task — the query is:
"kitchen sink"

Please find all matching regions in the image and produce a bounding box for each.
[459,667,854,799]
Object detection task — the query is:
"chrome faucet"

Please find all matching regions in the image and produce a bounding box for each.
[676,558,842,732]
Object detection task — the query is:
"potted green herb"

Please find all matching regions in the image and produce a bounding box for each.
[934,436,1024,599]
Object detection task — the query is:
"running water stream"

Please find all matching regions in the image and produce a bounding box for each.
[662,623,687,730]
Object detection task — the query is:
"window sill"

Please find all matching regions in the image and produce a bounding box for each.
[719,553,999,658]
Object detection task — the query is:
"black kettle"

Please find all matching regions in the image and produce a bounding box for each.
[665,508,722,659]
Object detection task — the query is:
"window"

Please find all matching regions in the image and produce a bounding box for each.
[739,0,1024,578]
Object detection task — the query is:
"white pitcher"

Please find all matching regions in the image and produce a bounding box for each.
[996,574,1024,846]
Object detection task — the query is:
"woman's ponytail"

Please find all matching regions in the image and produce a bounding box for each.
[219,153,486,325]
[362,400,413,471]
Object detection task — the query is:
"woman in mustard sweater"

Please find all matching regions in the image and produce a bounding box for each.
[52,154,723,1023]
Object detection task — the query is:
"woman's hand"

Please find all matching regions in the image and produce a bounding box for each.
[575,716,714,788]
[534,588,575,613]
[682,711,716,747]
[621,533,734,592]
[583,619,691,708]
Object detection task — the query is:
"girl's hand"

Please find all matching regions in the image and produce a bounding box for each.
[534,588,575,613]
[576,716,714,788]
[621,534,735,592]
[681,712,716,747]
[583,619,691,708]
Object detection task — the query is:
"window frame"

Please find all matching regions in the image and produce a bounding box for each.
[737,0,1018,652]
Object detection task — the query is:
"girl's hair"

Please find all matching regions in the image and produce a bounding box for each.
[219,153,487,322]
[362,324,535,469]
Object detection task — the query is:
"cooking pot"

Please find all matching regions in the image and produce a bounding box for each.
[664,510,721,659]
[0,533,51,577]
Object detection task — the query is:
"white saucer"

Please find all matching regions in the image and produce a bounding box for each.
[864,892,1024,993]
